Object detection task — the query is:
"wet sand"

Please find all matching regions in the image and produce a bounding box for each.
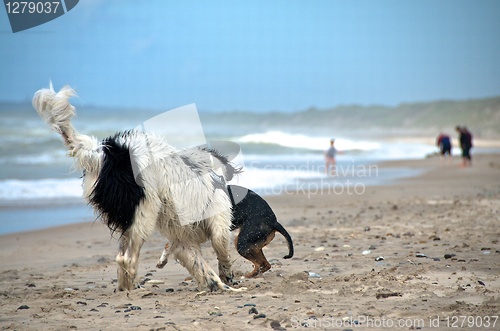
[1,154,499,330]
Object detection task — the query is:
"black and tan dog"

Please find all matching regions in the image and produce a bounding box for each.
[157,184,294,278]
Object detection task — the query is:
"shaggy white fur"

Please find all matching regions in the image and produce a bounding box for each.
[33,83,244,292]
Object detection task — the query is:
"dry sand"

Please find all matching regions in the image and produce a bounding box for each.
[1,154,499,330]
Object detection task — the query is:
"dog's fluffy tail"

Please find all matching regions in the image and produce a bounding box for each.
[33,83,101,172]
[33,82,78,148]
[275,222,294,259]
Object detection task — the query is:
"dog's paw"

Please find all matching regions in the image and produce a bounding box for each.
[156,260,167,269]
[219,271,235,286]
[227,286,247,292]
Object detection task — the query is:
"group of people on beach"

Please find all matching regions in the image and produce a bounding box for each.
[436,126,473,167]
[323,125,474,175]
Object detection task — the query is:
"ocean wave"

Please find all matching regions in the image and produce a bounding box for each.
[0,134,57,145]
[366,141,437,160]
[234,131,381,152]
[233,131,439,160]
[231,165,323,191]
[0,169,318,202]
[0,151,69,165]
[0,178,83,200]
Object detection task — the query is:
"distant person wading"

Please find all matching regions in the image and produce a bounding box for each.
[324,139,337,175]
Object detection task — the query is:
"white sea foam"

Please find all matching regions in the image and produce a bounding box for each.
[235,130,437,159]
[0,178,83,201]
[231,165,322,191]
[0,131,437,201]
[363,141,437,160]
[235,131,381,152]
[0,152,68,166]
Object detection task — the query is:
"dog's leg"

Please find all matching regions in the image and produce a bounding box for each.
[116,236,129,291]
[237,232,275,278]
[116,197,160,291]
[128,234,145,290]
[241,246,273,278]
[156,242,170,269]
[171,243,222,291]
[115,233,145,291]
[207,213,234,285]
[170,242,244,292]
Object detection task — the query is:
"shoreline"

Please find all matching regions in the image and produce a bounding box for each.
[0,153,495,236]
[0,156,431,236]
[0,153,498,330]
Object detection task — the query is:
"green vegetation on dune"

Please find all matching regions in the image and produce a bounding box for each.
[3,96,500,138]
[290,97,500,137]
[210,96,500,138]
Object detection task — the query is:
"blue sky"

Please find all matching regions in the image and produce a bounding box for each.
[1,0,499,112]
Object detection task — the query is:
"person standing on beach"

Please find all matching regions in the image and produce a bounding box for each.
[436,132,452,164]
[324,139,337,175]
[455,126,473,167]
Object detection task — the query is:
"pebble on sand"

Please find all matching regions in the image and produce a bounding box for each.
[248,307,258,314]
[308,272,322,278]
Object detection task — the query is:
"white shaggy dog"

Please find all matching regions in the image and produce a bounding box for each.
[32,83,244,292]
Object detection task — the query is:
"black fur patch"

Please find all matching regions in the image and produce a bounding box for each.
[89,132,145,235]
[227,185,294,259]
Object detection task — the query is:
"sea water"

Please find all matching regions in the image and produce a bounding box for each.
[0,104,454,234]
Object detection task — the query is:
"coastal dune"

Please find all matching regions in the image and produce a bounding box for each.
[0,154,499,330]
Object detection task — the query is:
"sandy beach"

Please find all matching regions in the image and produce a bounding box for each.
[1,154,499,330]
